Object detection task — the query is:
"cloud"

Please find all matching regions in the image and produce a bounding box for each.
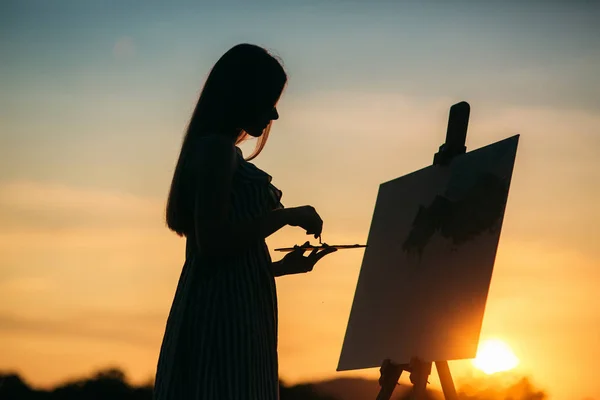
[0,180,164,232]
[0,180,182,303]
[0,311,163,349]
[113,36,136,59]
[279,90,454,143]
[0,180,183,320]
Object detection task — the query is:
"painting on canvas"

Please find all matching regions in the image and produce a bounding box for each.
[337,135,520,371]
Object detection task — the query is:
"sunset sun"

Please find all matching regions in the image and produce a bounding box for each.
[472,339,519,375]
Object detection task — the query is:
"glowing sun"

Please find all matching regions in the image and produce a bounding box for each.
[472,339,519,374]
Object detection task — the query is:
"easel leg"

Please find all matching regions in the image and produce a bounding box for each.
[376,359,406,400]
[376,359,460,400]
[435,361,458,400]
[409,360,431,400]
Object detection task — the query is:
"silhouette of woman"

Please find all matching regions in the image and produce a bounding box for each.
[153,44,337,400]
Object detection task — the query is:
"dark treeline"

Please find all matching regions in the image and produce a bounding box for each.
[0,368,547,400]
[0,368,335,400]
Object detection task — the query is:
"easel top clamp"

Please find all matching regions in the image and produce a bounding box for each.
[376,101,470,400]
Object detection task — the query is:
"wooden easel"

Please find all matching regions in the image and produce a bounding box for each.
[376,358,457,400]
[375,101,471,400]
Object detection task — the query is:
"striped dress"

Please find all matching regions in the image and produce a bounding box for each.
[153,146,283,400]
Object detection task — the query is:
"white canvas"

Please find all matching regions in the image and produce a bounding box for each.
[337,135,520,371]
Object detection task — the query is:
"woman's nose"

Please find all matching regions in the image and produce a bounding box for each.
[271,107,279,121]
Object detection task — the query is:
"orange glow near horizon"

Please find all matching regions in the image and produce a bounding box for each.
[1,90,599,400]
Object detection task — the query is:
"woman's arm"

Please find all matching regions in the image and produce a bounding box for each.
[193,136,290,257]
[271,260,285,277]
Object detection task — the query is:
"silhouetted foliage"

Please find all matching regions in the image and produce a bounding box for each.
[457,376,547,400]
[0,368,548,400]
[0,368,334,400]
[49,368,153,400]
[0,373,40,400]
[280,381,338,400]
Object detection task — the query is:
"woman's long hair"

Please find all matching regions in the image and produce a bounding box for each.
[165,44,287,236]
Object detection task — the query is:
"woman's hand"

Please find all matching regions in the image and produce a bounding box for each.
[285,206,323,239]
[273,242,338,276]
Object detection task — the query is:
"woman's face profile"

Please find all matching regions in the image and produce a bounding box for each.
[244,106,279,137]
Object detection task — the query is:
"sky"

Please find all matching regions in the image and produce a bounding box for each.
[1,1,599,399]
